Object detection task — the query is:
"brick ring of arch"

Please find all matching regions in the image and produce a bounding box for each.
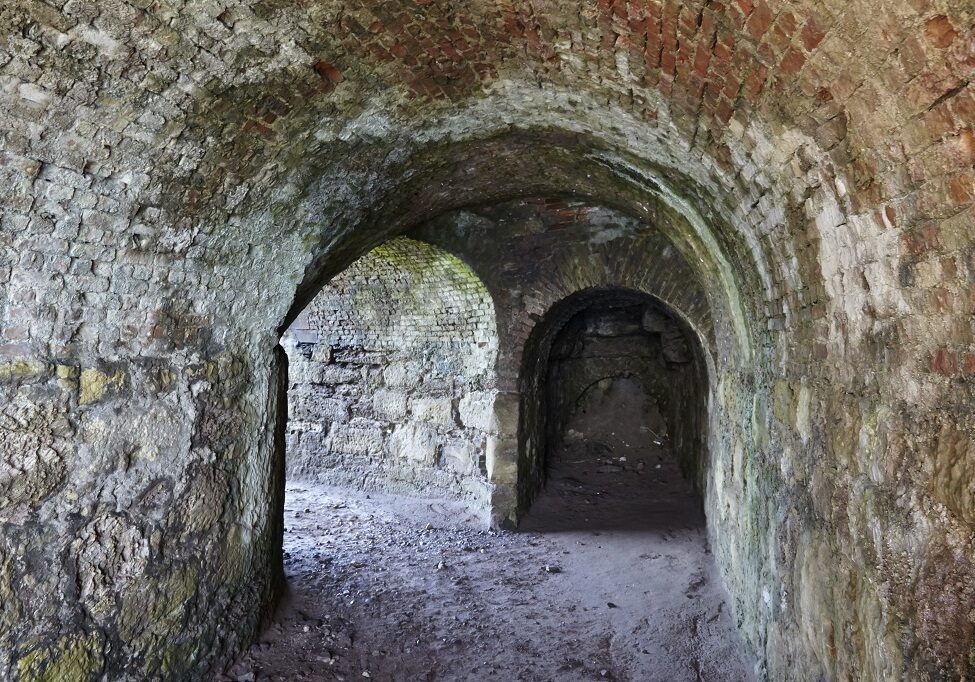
[3,1,974,679]
[285,200,722,526]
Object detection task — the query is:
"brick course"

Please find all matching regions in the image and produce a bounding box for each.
[0,0,973,679]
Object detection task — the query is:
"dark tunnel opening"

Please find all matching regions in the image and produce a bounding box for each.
[517,289,709,532]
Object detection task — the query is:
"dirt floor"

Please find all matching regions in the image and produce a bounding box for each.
[221,381,755,681]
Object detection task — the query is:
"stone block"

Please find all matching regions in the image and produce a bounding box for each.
[443,440,478,475]
[373,389,408,421]
[491,392,520,439]
[289,394,350,424]
[310,345,332,363]
[485,435,518,485]
[410,396,455,427]
[318,398,352,424]
[458,391,496,432]
[319,365,360,385]
[383,361,423,388]
[388,422,438,465]
[326,423,384,457]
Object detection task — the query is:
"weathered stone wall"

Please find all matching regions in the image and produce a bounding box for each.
[1,0,974,679]
[283,238,497,506]
[1,345,287,680]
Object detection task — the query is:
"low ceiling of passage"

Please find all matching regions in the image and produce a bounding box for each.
[283,130,760,367]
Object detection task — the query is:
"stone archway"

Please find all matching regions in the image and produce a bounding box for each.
[3,2,974,679]
[281,236,499,513]
[517,288,710,518]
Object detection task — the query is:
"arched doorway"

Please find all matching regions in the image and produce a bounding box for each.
[281,236,499,511]
[518,288,709,522]
[509,288,751,679]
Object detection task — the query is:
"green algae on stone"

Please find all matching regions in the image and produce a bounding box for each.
[56,364,80,392]
[17,631,104,682]
[218,523,248,585]
[119,566,200,646]
[112,565,205,678]
[751,394,770,450]
[0,361,49,383]
[772,379,796,427]
[159,638,201,679]
[79,368,126,406]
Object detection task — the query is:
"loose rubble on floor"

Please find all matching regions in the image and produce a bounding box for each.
[221,401,754,682]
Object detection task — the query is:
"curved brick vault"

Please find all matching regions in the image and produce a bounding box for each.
[0,0,974,680]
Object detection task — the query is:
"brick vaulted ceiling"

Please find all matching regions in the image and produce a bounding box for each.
[0,0,970,360]
[1,1,975,680]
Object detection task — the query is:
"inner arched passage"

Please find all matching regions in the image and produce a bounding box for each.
[244,218,753,681]
[245,130,770,677]
[282,237,499,510]
[518,288,709,521]
[260,158,766,674]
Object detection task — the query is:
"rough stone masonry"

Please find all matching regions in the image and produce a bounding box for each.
[1,0,974,680]
[282,237,498,507]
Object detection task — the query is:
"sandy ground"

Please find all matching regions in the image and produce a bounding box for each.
[220,381,755,681]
